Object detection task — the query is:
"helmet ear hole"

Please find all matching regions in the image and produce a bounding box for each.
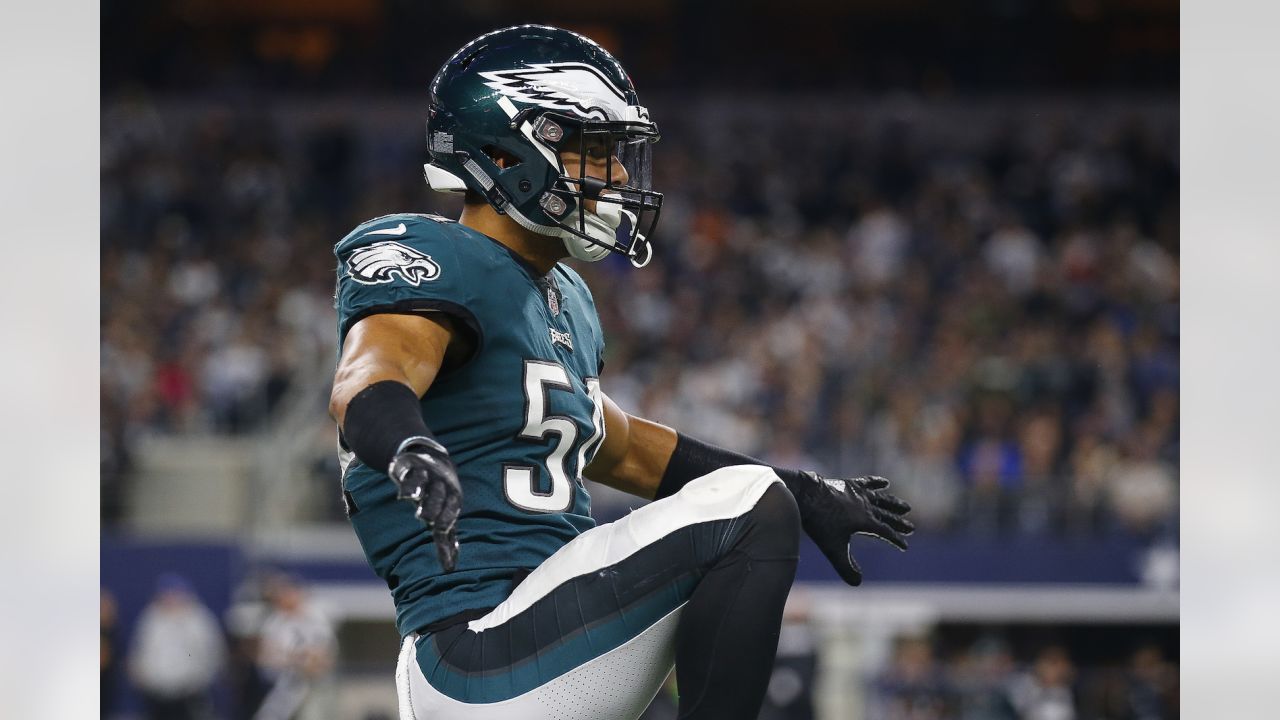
[481,145,522,169]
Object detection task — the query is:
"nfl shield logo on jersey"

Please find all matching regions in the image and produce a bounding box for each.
[547,286,560,316]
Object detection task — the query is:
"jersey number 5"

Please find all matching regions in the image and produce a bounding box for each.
[504,360,605,513]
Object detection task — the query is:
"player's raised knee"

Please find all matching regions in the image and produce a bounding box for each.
[677,465,799,545]
[750,482,801,547]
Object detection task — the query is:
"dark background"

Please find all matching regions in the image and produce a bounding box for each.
[103,0,1177,95]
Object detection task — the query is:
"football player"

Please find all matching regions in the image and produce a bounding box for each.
[329,25,914,720]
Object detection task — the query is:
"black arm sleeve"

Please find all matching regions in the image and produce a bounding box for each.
[342,380,438,474]
[656,433,804,500]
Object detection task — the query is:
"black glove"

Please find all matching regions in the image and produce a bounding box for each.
[388,436,463,572]
[784,473,913,586]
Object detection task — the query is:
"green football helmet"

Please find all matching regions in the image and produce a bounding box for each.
[424,25,662,267]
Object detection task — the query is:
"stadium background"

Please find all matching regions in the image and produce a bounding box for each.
[100,1,1179,718]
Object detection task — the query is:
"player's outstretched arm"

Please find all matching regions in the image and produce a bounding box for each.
[585,393,913,586]
[330,313,466,571]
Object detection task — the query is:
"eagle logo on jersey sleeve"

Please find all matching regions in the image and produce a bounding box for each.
[346,241,442,286]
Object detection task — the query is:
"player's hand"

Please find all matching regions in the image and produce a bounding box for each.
[785,472,913,586]
[388,437,463,571]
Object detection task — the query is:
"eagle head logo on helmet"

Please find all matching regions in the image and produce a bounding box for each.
[478,62,630,122]
[347,241,442,287]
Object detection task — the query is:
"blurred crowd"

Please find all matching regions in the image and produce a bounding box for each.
[103,574,1176,720]
[630,609,1179,720]
[102,573,336,720]
[868,633,1178,720]
[101,94,1178,539]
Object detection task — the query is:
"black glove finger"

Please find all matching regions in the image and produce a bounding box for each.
[434,526,459,572]
[819,537,863,587]
[869,491,912,514]
[874,508,916,535]
[419,482,448,526]
[840,544,864,587]
[437,486,463,533]
[858,521,910,551]
[393,466,422,501]
[396,482,416,502]
[857,476,890,491]
[391,456,432,502]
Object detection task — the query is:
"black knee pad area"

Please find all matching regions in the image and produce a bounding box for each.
[741,482,801,558]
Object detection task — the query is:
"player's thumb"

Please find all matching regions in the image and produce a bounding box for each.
[824,541,863,586]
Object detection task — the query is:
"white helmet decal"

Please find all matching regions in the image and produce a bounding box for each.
[479,62,630,121]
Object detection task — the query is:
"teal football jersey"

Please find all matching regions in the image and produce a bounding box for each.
[333,213,607,636]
